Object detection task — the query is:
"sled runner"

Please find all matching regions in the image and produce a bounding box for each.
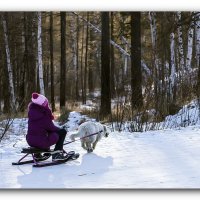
[12,147,79,167]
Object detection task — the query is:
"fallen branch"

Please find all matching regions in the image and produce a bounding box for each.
[72,12,130,57]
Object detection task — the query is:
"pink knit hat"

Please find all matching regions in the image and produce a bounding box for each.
[31,93,48,107]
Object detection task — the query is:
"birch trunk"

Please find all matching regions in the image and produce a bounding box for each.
[70,17,77,98]
[170,33,176,100]
[37,12,45,95]
[149,12,157,50]
[1,14,16,110]
[121,36,128,75]
[195,12,200,67]
[176,12,185,71]
[149,12,159,110]
[149,11,159,71]
[186,14,194,71]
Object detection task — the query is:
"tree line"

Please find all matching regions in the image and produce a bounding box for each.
[0,11,200,124]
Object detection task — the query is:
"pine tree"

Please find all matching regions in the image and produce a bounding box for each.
[100,12,111,119]
[131,12,143,110]
[60,12,66,108]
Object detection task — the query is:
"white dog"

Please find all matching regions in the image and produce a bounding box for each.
[70,121,110,153]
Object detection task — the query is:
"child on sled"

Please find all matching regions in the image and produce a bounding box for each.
[26,92,67,161]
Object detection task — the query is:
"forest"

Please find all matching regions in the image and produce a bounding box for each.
[0,11,200,132]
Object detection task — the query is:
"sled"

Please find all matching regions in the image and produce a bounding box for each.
[12,147,79,167]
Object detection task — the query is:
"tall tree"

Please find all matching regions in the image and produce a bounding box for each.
[16,13,26,112]
[195,12,200,68]
[60,12,66,108]
[0,58,2,113]
[70,14,79,100]
[131,12,143,110]
[75,16,80,101]
[1,13,16,111]
[83,13,89,104]
[24,12,37,106]
[186,13,194,71]
[88,12,95,96]
[100,12,111,119]
[37,12,45,95]
[80,21,85,104]
[50,12,55,111]
[169,32,176,103]
[149,12,159,111]
[110,12,116,98]
[177,12,185,72]
[196,13,200,104]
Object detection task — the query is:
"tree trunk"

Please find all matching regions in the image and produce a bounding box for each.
[122,38,128,77]
[73,12,129,57]
[100,12,111,119]
[37,12,45,95]
[1,13,16,111]
[80,22,84,104]
[2,58,10,113]
[75,16,80,101]
[195,12,200,68]
[131,12,143,110]
[169,32,176,103]
[50,12,55,111]
[176,12,185,71]
[110,12,116,98]
[24,13,37,106]
[186,14,194,71]
[149,12,157,50]
[18,15,26,112]
[70,14,79,100]
[195,12,200,105]
[149,12,159,111]
[0,78,1,113]
[84,13,89,104]
[88,12,95,96]
[60,12,66,108]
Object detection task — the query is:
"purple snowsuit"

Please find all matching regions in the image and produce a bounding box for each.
[26,102,60,150]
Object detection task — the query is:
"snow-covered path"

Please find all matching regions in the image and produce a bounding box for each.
[1,112,200,188]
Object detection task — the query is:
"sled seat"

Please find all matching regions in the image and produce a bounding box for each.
[21,147,63,154]
[21,147,51,154]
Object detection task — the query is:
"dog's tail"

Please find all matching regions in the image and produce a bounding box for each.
[70,131,80,141]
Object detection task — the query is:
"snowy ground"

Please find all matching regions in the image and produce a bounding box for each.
[1,111,200,188]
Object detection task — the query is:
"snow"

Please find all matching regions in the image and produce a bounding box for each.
[1,108,200,189]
